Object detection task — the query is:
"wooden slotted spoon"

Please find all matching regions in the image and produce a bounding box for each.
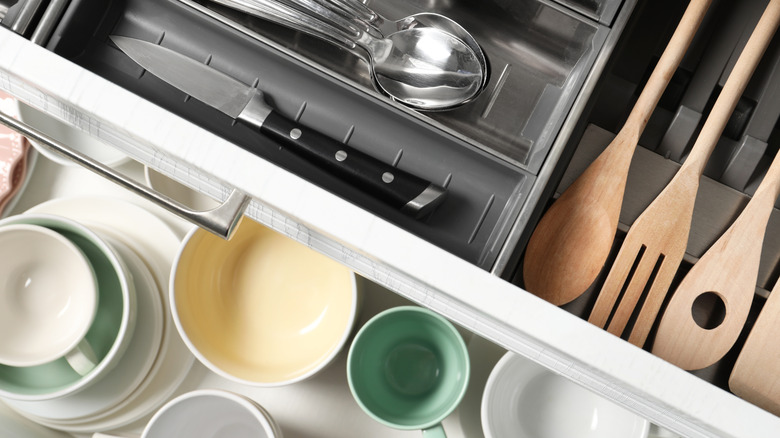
[588,0,780,347]
[652,147,780,370]
[729,277,780,416]
[522,0,712,306]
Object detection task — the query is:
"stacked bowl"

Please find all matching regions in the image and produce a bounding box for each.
[0,196,194,434]
[0,214,138,420]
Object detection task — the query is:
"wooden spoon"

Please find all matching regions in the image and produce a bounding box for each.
[729,277,780,416]
[652,142,780,370]
[522,0,712,306]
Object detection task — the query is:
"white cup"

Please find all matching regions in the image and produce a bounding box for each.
[481,352,649,438]
[0,224,98,375]
[142,390,281,438]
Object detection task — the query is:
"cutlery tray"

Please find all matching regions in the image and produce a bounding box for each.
[514,0,780,398]
[33,0,624,272]
[40,0,535,269]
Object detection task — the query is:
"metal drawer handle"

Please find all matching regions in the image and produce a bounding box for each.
[0,109,250,239]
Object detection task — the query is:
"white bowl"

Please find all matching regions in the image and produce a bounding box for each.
[481,352,650,438]
[4,235,163,421]
[0,214,136,401]
[0,224,97,367]
[143,390,282,438]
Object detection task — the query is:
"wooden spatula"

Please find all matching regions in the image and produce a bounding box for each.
[588,0,780,347]
[652,147,780,370]
[729,278,780,416]
[521,0,713,306]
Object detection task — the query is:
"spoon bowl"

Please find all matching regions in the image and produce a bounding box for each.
[209,0,485,110]
[369,27,484,110]
[357,7,488,89]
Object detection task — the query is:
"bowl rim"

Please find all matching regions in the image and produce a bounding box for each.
[170,222,359,387]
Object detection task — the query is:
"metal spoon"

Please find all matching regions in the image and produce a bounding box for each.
[324,0,488,89]
[208,0,485,110]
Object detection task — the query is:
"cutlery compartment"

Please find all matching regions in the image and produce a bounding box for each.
[24,0,626,272]
[35,0,536,269]
[513,0,780,403]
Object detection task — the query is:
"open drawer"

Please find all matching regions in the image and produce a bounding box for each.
[2,0,780,437]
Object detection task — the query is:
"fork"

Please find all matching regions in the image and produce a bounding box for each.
[587,0,780,347]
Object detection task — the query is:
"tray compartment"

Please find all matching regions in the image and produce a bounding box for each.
[42,0,539,269]
[189,0,611,173]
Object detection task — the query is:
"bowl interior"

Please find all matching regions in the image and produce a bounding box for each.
[347,307,469,428]
[173,219,356,384]
[0,224,97,365]
[0,218,127,397]
[482,352,649,438]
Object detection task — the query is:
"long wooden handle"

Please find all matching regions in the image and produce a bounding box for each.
[623,0,713,135]
[681,0,780,177]
[730,277,780,416]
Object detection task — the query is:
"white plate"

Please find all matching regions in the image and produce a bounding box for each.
[21,197,194,433]
[16,102,129,168]
[4,237,164,420]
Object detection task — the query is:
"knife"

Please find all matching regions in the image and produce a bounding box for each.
[110,35,446,218]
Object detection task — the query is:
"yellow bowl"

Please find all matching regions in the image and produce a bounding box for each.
[171,218,358,386]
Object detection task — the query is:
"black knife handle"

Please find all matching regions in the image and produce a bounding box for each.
[256,110,446,217]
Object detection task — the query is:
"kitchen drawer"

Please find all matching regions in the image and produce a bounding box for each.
[2,0,780,437]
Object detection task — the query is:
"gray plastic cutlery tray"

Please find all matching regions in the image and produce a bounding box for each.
[514,0,780,394]
[39,0,617,270]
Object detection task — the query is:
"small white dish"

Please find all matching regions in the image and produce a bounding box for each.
[143,389,281,438]
[481,352,649,438]
[4,235,164,421]
[0,223,97,369]
[16,102,129,168]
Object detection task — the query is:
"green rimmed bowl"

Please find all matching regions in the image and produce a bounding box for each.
[0,213,136,401]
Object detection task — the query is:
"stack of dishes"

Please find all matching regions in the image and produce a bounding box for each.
[0,91,34,217]
[0,197,194,434]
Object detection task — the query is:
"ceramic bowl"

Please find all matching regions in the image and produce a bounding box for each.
[142,390,281,438]
[0,224,97,368]
[0,214,136,401]
[171,218,359,386]
[3,234,163,421]
[481,352,650,438]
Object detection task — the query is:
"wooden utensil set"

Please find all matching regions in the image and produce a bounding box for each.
[524,0,780,416]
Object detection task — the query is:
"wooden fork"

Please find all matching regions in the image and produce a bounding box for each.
[588,0,780,347]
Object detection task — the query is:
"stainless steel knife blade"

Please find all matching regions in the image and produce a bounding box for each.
[110,35,446,218]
